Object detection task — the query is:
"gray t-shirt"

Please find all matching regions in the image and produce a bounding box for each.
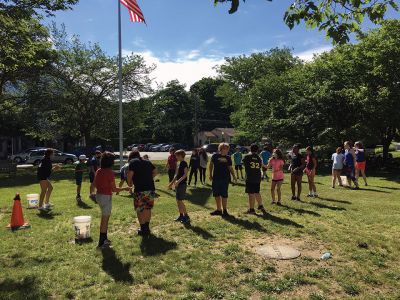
[332,153,344,170]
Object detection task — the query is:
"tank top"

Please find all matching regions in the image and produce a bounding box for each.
[355,149,365,162]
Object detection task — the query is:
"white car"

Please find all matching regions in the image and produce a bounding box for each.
[26,149,78,165]
[9,147,46,164]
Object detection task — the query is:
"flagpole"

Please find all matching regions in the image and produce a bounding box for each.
[118,0,124,168]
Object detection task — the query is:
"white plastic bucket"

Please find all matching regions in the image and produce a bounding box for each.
[340,176,348,187]
[27,194,39,209]
[73,216,92,240]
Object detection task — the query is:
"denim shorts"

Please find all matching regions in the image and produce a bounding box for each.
[96,194,112,216]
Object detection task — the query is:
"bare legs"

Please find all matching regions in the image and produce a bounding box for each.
[271,181,282,204]
[39,180,53,208]
[332,169,343,188]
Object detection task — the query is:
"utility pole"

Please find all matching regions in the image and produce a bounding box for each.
[193,94,199,147]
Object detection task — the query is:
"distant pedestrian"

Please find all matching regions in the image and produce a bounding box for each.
[289,144,305,201]
[331,147,344,188]
[94,152,130,248]
[209,143,237,217]
[233,146,244,180]
[127,150,157,236]
[199,148,208,185]
[75,155,87,203]
[168,150,190,224]
[242,144,265,214]
[260,145,272,181]
[88,150,102,201]
[116,161,129,195]
[355,141,368,186]
[37,149,61,211]
[166,148,177,186]
[188,148,200,188]
[344,141,359,189]
[304,146,318,198]
[267,149,285,205]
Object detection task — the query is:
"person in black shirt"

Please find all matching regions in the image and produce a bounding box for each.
[37,149,60,211]
[288,144,305,201]
[127,150,157,236]
[168,150,190,223]
[188,148,200,188]
[242,144,266,214]
[209,143,237,216]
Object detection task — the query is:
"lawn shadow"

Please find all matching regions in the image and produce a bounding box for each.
[358,187,391,194]
[140,234,177,256]
[309,202,346,211]
[222,215,268,232]
[318,197,352,204]
[372,185,400,191]
[256,211,304,228]
[36,211,62,219]
[279,204,321,217]
[183,223,215,239]
[157,189,175,198]
[101,247,134,283]
[0,276,48,299]
[77,200,93,209]
[186,187,212,206]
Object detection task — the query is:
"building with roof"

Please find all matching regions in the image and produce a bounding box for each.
[195,128,235,146]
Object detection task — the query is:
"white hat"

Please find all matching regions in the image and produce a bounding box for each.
[79,154,87,160]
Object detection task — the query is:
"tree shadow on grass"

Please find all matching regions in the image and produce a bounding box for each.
[0,276,49,299]
[156,189,175,198]
[101,248,134,283]
[36,211,62,219]
[186,187,212,207]
[357,187,391,193]
[309,202,346,211]
[372,185,400,191]
[222,215,268,232]
[318,197,351,205]
[183,223,215,240]
[140,234,177,256]
[77,200,93,209]
[256,211,304,228]
[279,204,321,217]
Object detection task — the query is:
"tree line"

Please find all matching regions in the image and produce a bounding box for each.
[1,1,399,160]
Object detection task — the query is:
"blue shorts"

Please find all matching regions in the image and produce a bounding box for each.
[75,176,83,186]
[212,179,230,198]
[89,172,95,183]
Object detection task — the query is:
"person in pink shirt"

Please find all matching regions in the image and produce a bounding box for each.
[266,149,285,205]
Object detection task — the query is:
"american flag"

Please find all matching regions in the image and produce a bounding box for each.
[120,0,146,23]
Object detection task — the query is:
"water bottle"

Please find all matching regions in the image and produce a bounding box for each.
[321,252,332,260]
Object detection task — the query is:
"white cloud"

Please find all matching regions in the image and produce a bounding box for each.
[295,46,333,61]
[123,49,224,88]
[203,37,217,46]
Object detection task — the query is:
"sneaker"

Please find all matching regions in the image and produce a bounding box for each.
[277,201,282,206]
[181,215,191,224]
[210,210,222,216]
[313,194,319,198]
[98,239,112,249]
[306,194,313,197]
[137,229,151,237]
[365,183,368,186]
[89,194,96,202]
[222,210,230,217]
[38,207,48,212]
[45,202,54,208]
[291,196,297,201]
[296,197,301,201]
[43,204,53,210]
[257,205,265,210]
[271,201,276,205]
[246,208,256,215]
[175,215,184,222]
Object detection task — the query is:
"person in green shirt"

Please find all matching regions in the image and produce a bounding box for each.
[75,155,87,203]
[233,147,244,180]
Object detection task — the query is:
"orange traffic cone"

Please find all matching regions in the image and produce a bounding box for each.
[6,194,30,230]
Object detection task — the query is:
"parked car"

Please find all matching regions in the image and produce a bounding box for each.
[161,144,172,152]
[9,147,46,164]
[150,143,168,152]
[143,143,154,151]
[127,144,137,151]
[170,143,188,151]
[135,144,145,151]
[26,149,78,165]
[202,143,219,153]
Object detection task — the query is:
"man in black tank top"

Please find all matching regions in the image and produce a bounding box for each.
[289,144,305,201]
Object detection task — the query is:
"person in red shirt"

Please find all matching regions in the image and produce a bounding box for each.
[94,152,130,249]
[166,148,177,187]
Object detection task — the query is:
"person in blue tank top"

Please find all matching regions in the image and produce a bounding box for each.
[260,145,272,181]
[344,141,359,189]
[355,141,368,186]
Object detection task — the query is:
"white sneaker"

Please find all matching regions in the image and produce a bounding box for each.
[44,204,53,210]
[38,207,48,212]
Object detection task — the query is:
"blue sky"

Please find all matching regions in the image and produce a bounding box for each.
[46,0,396,87]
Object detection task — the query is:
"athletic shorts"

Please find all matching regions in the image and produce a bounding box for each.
[96,194,112,216]
[355,161,366,171]
[120,172,126,181]
[89,172,95,183]
[176,182,187,201]
[75,176,83,186]
[235,165,243,170]
[133,191,155,212]
[245,181,261,194]
[272,179,283,183]
[344,166,356,179]
[212,179,230,198]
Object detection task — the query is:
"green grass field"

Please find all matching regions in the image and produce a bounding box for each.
[1,161,400,300]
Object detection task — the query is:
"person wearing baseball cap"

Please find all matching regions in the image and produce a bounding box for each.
[75,154,87,203]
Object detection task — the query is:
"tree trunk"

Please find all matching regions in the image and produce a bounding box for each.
[381,138,392,163]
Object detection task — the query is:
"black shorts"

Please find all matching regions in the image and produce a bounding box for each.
[245,181,261,194]
[89,172,95,183]
[212,179,230,198]
[235,165,243,170]
[176,182,187,201]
